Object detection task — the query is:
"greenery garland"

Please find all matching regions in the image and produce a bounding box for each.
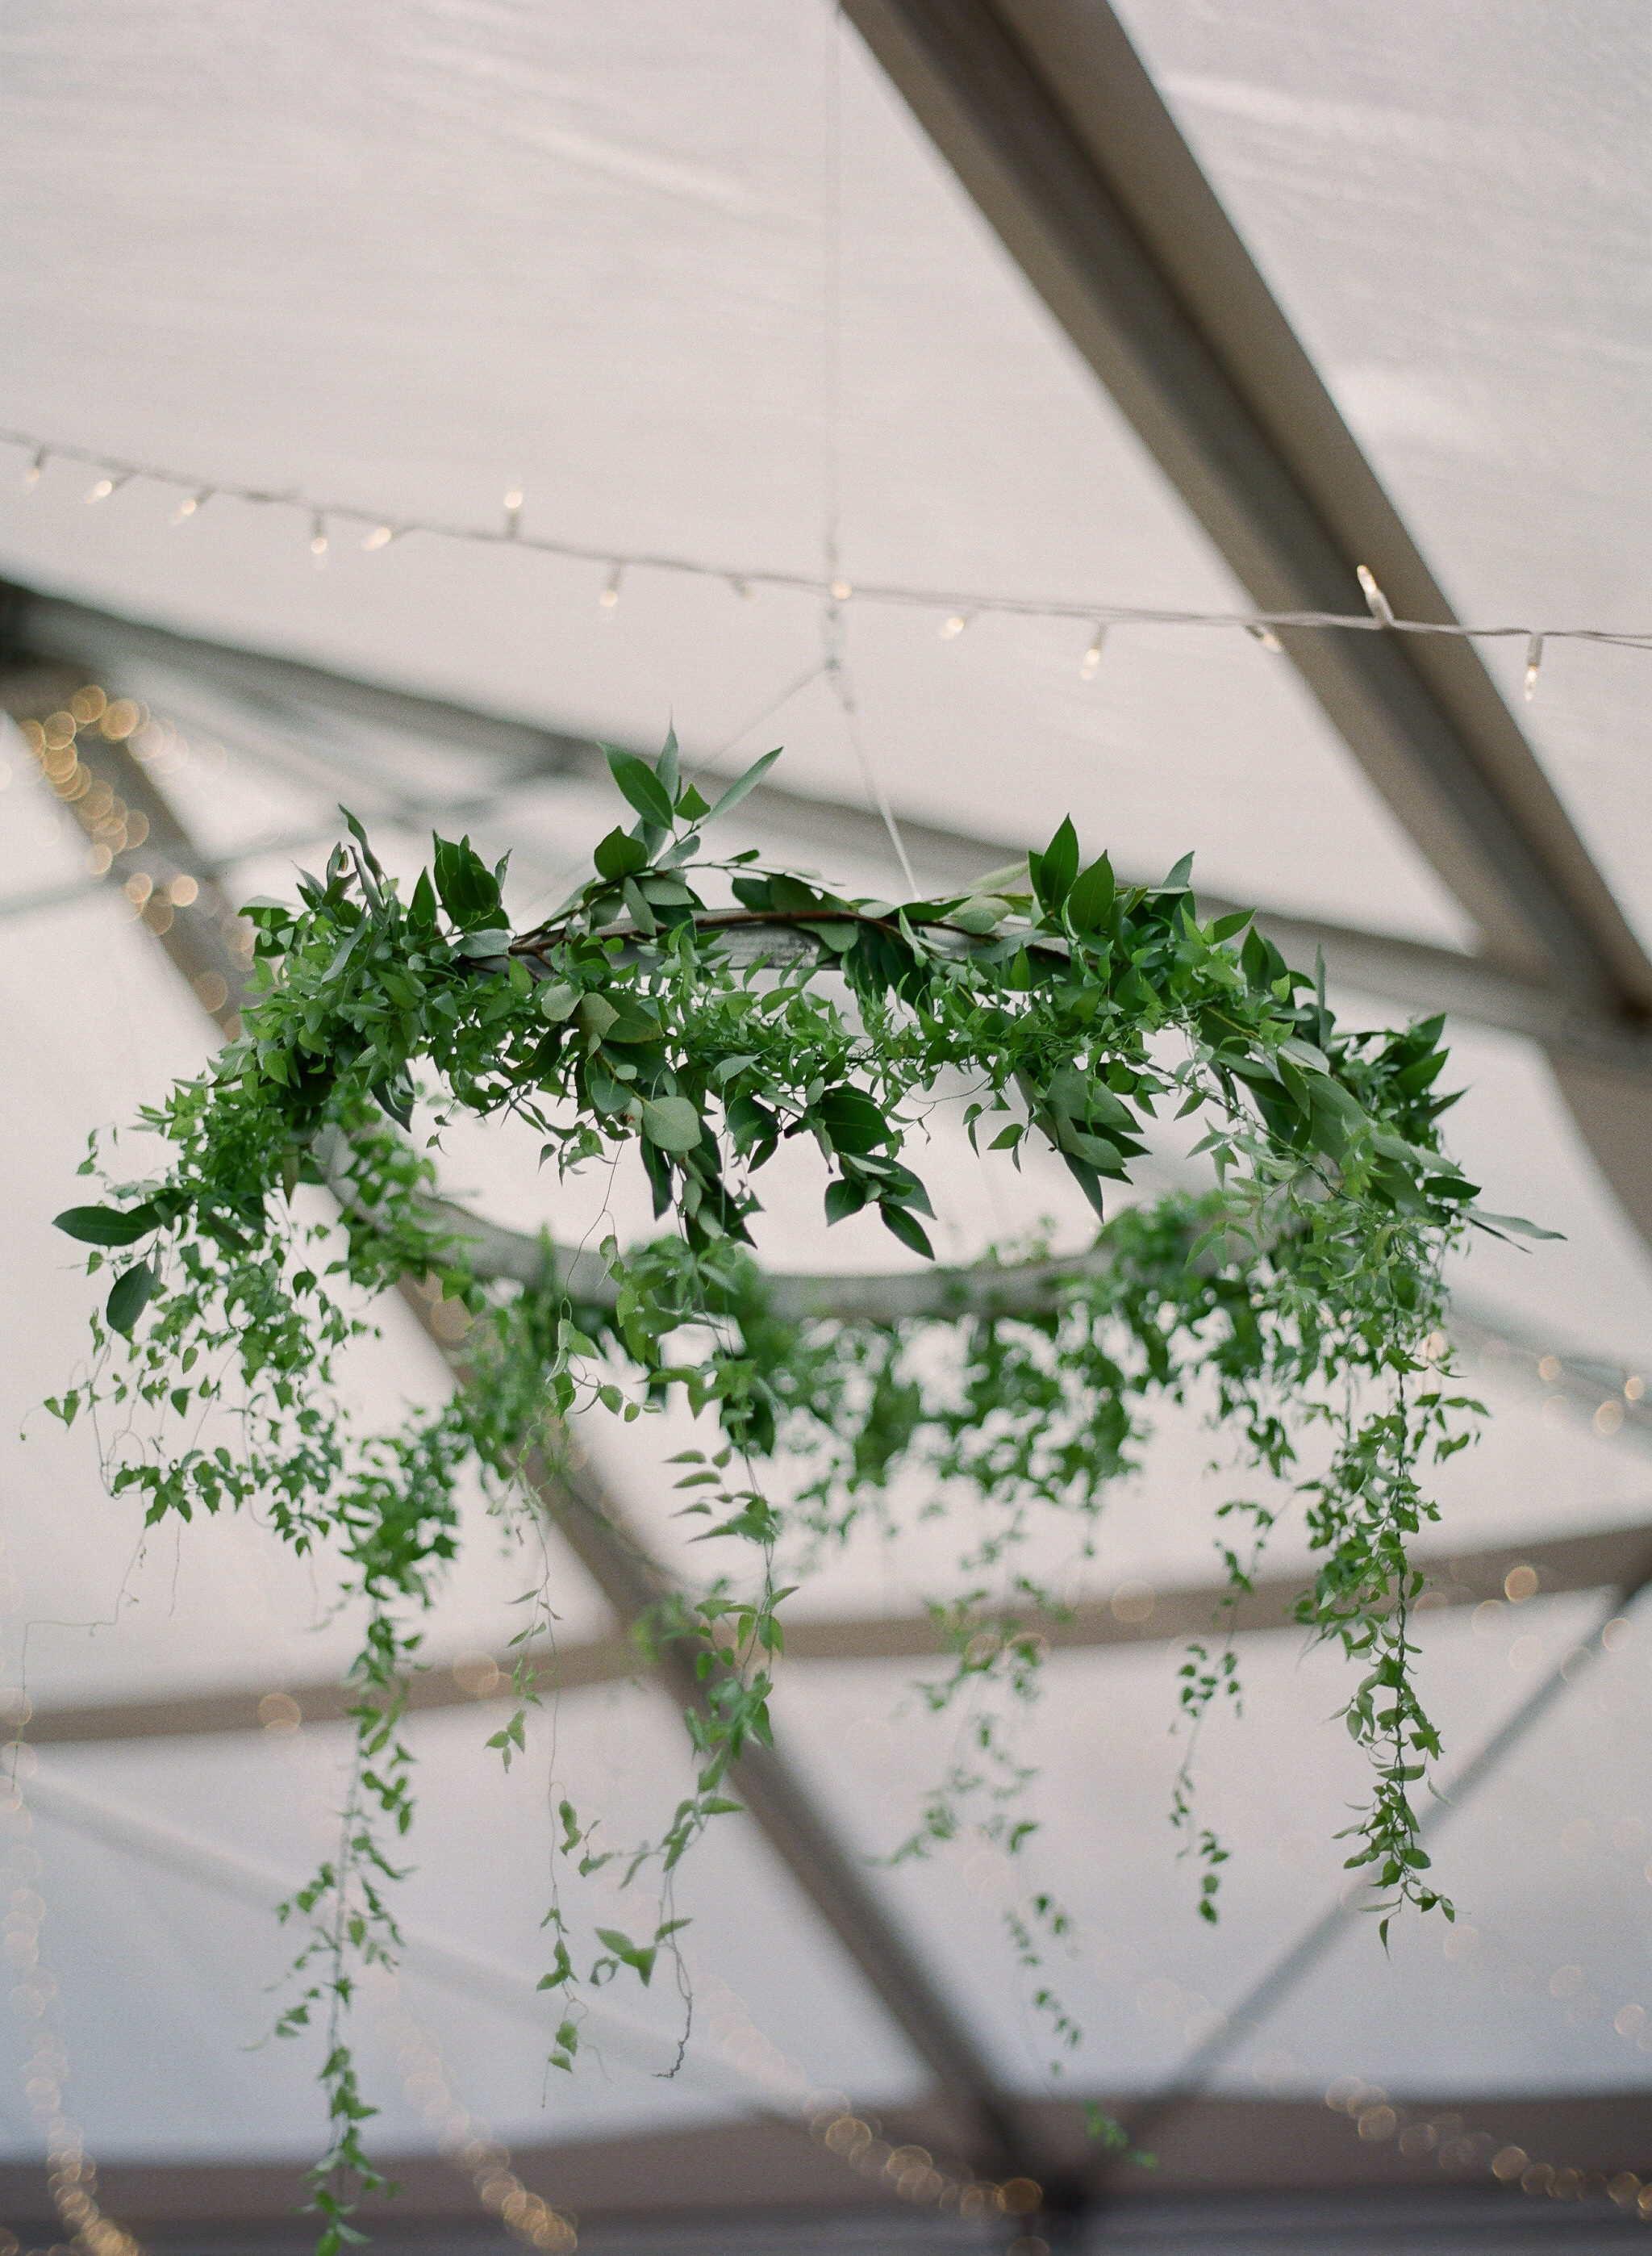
[45,730,1512,2246]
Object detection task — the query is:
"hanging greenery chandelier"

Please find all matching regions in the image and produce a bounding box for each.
[47,731,1520,2246]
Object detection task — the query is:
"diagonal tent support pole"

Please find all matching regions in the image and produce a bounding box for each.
[1110,1562,1652,2175]
[837,0,1652,1251]
[412,1304,1026,2177]
[0,656,1032,2186]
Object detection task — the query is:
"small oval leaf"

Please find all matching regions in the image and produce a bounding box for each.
[640,1096,703,1153]
[106,1260,157,1335]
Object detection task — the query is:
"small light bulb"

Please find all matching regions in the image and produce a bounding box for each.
[22,449,47,491]
[1524,633,1543,702]
[829,578,853,603]
[938,612,970,641]
[598,563,622,615]
[1356,564,1395,626]
[729,578,760,604]
[171,487,213,525]
[1245,621,1283,653]
[361,524,396,551]
[1080,625,1106,681]
[310,512,329,567]
[503,482,524,537]
[85,473,128,505]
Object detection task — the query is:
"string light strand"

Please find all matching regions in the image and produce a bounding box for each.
[6,430,1650,657]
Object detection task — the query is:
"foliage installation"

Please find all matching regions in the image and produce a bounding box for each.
[48,730,1512,2240]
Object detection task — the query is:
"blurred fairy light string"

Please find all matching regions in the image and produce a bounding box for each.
[2,1759,146,2256]
[2,1754,1037,2234]
[8,431,1652,677]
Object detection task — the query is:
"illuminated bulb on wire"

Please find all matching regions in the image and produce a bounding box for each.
[599,563,622,616]
[171,486,213,524]
[938,612,970,641]
[1245,621,1283,653]
[361,523,397,552]
[22,449,47,490]
[84,473,129,504]
[1356,564,1395,626]
[310,512,329,567]
[1080,625,1106,681]
[829,578,853,603]
[503,482,524,537]
[1524,633,1543,701]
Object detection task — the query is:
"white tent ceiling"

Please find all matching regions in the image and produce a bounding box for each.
[2,0,1651,2241]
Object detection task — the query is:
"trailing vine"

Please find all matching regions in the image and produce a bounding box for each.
[44,729,1521,2241]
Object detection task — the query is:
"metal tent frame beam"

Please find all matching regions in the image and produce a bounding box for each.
[837,0,1652,1244]
[23,1512,1652,1749]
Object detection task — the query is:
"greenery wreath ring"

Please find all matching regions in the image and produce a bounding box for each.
[46,729,1525,2242]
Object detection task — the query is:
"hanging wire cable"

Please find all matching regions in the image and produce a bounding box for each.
[833,666,918,895]
[817,6,917,895]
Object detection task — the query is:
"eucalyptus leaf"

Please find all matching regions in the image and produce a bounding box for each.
[640,1096,703,1152]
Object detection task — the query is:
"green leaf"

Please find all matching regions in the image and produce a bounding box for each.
[339,806,385,881]
[947,896,1009,936]
[55,1202,161,1247]
[1066,854,1115,932]
[1033,817,1080,909]
[878,1201,935,1259]
[605,746,676,830]
[595,1928,657,1984]
[405,867,437,932]
[577,992,620,1039]
[705,746,781,825]
[640,1097,703,1153]
[816,1085,887,1155]
[657,724,680,803]
[603,1006,665,1045]
[1467,1208,1565,1243]
[453,927,512,960]
[593,826,650,883]
[106,1260,157,1335]
[431,833,503,929]
[620,875,658,934]
[677,782,711,821]
[824,1176,867,1226]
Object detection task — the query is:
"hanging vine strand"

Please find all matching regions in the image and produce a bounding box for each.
[42,729,1535,2246]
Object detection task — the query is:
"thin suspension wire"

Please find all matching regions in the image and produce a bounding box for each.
[818,6,916,895]
[7,424,1652,653]
[821,0,844,604]
[833,666,918,896]
[700,656,828,775]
